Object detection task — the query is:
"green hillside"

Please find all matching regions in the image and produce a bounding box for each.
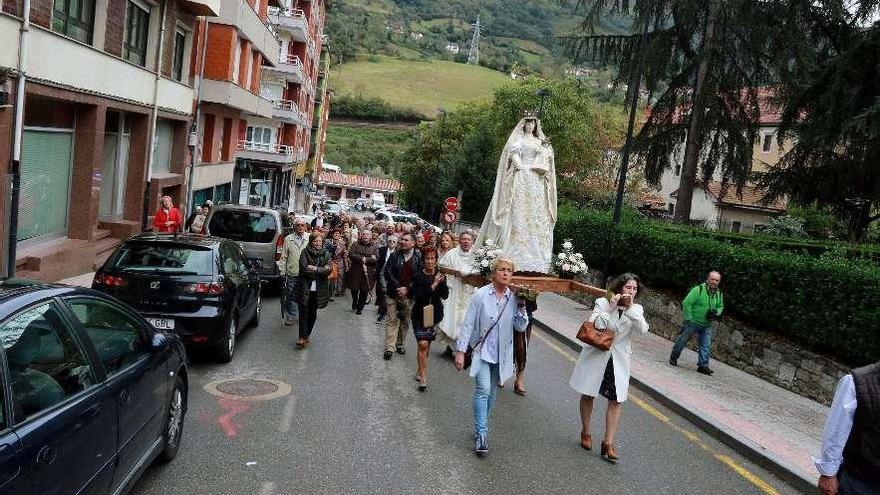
[323,123,417,177]
[332,56,511,116]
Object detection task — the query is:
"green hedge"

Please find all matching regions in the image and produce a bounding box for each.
[555,205,880,366]
[330,94,426,123]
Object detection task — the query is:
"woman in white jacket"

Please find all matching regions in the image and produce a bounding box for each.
[569,273,649,462]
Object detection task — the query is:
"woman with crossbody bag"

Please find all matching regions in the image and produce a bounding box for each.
[454,258,529,455]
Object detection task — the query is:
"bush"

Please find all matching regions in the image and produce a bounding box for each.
[556,205,880,365]
[759,215,808,239]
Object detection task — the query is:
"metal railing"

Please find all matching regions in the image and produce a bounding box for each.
[238,140,294,155]
[272,99,300,114]
[278,53,303,69]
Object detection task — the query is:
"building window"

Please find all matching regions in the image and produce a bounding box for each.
[52,0,95,43]
[674,164,681,176]
[124,0,151,67]
[152,119,174,174]
[172,29,187,81]
[731,221,742,233]
[246,126,273,151]
[761,132,774,153]
[668,203,675,215]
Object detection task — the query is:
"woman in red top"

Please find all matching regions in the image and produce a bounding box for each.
[154,196,183,233]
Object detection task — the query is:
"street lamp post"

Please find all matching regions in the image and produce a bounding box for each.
[535,88,551,118]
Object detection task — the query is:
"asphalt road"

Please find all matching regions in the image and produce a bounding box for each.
[130,294,802,495]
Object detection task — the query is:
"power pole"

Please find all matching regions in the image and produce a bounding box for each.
[467,15,481,65]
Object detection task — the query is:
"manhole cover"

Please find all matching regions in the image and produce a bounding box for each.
[216,379,279,397]
[204,378,291,401]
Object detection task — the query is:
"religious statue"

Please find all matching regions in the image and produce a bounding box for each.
[476,114,557,273]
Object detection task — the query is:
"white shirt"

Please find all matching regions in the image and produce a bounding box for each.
[813,374,857,476]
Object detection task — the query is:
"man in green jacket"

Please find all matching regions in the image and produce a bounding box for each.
[669,271,724,375]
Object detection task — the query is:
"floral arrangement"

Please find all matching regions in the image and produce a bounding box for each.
[514,284,539,303]
[474,238,502,276]
[554,239,587,277]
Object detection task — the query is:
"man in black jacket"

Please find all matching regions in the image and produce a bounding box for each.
[374,235,398,324]
[380,233,423,360]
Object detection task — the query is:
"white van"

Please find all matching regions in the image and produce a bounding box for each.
[370,192,386,210]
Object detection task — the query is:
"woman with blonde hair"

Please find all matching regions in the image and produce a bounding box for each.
[454,257,529,454]
[437,231,455,259]
[569,273,649,462]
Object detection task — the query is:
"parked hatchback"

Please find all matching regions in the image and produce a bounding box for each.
[0,280,188,495]
[203,204,284,283]
[93,233,262,362]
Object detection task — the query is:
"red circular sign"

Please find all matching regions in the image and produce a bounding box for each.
[445,197,459,211]
[443,210,457,224]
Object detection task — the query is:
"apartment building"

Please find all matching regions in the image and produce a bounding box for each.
[187,0,280,208]
[193,0,327,210]
[0,0,217,281]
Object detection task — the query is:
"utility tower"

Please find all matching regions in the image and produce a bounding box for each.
[467,15,482,65]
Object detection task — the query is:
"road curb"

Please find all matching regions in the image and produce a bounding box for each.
[532,316,817,494]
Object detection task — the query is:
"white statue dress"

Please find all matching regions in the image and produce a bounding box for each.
[477,117,557,273]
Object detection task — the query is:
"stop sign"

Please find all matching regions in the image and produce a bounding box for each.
[445,197,459,211]
[443,210,457,224]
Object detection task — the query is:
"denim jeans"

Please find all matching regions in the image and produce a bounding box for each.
[283,276,299,321]
[670,321,713,367]
[473,360,501,437]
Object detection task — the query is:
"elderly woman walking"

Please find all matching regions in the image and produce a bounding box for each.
[411,248,448,391]
[347,230,379,315]
[455,258,529,455]
[294,232,332,348]
[569,273,649,462]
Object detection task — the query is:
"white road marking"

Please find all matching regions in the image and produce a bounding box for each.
[277,393,297,433]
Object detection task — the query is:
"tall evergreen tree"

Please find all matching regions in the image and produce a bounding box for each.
[758,1,880,240]
[563,0,776,222]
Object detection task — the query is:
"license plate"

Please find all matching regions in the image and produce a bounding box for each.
[147,318,175,330]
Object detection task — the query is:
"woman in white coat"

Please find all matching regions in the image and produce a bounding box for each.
[569,273,648,463]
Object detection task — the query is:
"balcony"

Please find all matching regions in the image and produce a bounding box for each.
[201,79,273,118]
[268,7,308,42]
[237,141,307,165]
[216,0,281,64]
[265,53,305,84]
[272,99,307,126]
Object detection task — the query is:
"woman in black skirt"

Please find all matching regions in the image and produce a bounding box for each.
[410,248,448,391]
[568,273,649,462]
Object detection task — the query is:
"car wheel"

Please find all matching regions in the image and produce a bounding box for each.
[248,289,262,328]
[216,317,237,363]
[159,375,186,462]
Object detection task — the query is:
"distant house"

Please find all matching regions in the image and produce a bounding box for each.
[317,171,401,205]
[445,43,460,54]
[565,66,594,79]
[656,88,790,232]
[410,31,424,40]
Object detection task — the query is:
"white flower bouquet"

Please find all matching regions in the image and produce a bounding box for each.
[554,239,587,278]
[473,238,502,276]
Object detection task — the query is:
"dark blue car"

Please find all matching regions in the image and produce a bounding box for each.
[0,280,188,494]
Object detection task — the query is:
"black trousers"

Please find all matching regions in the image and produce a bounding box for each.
[298,292,319,339]
[375,282,387,318]
[351,289,369,312]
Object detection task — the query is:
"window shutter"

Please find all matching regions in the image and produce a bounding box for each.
[19,130,74,241]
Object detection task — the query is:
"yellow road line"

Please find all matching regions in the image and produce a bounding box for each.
[532,330,781,495]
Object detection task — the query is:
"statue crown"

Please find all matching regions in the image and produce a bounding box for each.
[522,110,537,118]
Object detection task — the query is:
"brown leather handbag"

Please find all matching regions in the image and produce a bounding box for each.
[576,319,614,351]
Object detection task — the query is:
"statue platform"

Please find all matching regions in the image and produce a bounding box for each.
[461,274,605,297]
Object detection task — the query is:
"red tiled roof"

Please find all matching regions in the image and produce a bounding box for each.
[671,181,786,212]
[647,87,783,126]
[318,171,401,192]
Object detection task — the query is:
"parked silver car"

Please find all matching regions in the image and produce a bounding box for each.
[204,204,284,283]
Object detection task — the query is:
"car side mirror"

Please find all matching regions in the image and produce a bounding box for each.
[151,332,170,351]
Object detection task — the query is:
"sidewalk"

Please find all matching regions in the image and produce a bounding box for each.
[57,272,95,288]
[532,292,826,493]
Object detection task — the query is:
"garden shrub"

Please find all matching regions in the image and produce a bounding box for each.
[556,205,880,366]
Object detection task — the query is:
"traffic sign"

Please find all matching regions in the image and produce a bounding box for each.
[445,197,459,211]
[443,210,457,224]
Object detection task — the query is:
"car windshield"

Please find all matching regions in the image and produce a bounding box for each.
[208,210,277,243]
[111,242,214,275]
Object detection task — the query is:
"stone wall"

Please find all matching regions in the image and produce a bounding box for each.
[567,269,849,405]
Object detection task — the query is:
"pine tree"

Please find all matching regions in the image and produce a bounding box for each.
[563,0,777,222]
